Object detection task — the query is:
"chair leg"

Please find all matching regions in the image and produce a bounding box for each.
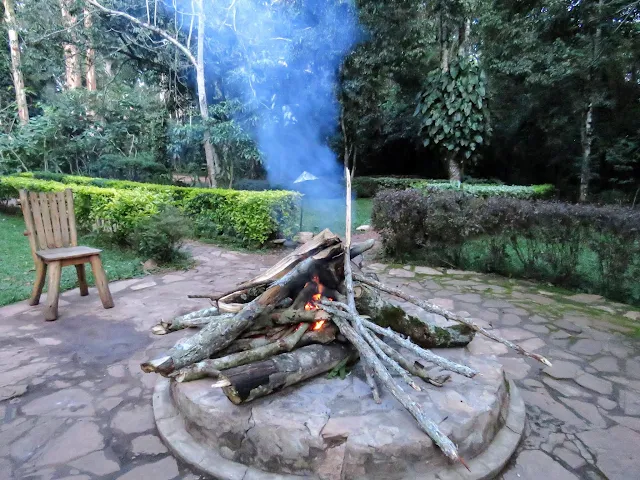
[75,264,89,296]
[29,261,47,306]
[89,255,114,309]
[45,261,62,321]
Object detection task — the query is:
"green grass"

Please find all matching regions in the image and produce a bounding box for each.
[0,212,145,307]
[300,198,373,234]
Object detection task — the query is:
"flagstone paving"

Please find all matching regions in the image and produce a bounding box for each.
[1,242,639,479]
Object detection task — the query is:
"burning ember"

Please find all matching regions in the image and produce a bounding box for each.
[304,275,332,312]
[313,320,326,331]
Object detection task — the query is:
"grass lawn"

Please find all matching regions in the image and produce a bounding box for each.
[0,212,145,307]
[300,198,373,234]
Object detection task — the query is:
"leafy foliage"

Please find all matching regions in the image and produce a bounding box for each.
[132,205,191,263]
[0,173,301,245]
[373,189,640,305]
[415,56,491,164]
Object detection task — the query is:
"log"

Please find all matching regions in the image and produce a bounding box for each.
[141,246,341,376]
[354,274,552,367]
[360,326,422,391]
[370,335,450,387]
[328,314,461,463]
[354,284,475,348]
[273,308,330,325]
[321,302,477,378]
[151,313,235,335]
[222,323,337,355]
[173,323,311,382]
[233,228,341,289]
[343,166,381,403]
[220,343,355,404]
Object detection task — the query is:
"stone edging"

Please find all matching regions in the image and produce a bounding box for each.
[152,377,525,480]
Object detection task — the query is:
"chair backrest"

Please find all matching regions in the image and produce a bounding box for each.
[19,189,77,255]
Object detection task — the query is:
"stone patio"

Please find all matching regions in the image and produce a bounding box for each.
[1,242,639,479]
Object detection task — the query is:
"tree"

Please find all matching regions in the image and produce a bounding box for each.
[86,0,221,186]
[84,6,96,91]
[414,0,491,182]
[3,0,29,124]
[58,0,83,89]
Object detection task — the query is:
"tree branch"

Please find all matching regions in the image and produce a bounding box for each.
[86,0,197,68]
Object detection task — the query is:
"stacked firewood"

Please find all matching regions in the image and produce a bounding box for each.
[142,174,551,466]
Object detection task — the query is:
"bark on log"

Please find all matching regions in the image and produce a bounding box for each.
[322,302,477,378]
[221,343,355,404]
[354,274,552,367]
[152,311,235,335]
[370,335,450,387]
[173,323,311,382]
[354,284,475,348]
[221,324,337,355]
[234,228,340,289]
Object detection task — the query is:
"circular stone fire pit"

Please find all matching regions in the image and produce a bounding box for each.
[153,348,525,480]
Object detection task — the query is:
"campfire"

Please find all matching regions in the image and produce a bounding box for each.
[142,171,551,467]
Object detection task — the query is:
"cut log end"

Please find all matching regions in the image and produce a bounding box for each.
[151,323,170,335]
[140,356,173,374]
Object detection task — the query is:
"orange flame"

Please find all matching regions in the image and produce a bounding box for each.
[313,320,326,331]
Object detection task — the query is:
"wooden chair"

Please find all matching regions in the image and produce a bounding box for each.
[19,189,114,321]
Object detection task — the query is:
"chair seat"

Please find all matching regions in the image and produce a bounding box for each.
[36,246,102,262]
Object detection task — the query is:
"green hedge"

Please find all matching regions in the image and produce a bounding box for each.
[352,176,429,198]
[373,189,640,305]
[352,175,554,200]
[416,182,555,199]
[0,175,300,245]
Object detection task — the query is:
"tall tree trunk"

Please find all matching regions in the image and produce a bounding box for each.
[59,0,82,89]
[84,8,97,91]
[195,0,219,187]
[579,102,593,203]
[579,0,603,203]
[446,152,462,184]
[3,0,28,124]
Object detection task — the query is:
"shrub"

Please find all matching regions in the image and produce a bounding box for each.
[373,189,640,305]
[0,176,169,245]
[352,175,553,199]
[416,182,555,200]
[0,174,300,245]
[132,205,191,263]
[352,176,429,198]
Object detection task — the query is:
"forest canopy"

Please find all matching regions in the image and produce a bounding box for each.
[1,0,638,202]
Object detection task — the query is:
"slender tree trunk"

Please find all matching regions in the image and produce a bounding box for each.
[579,102,593,203]
[3,0,28,124]
[579,0,603,203]
[446,151,462,183]
[59,0,82,89]
[84,8,97,91]
[195,0,219,187]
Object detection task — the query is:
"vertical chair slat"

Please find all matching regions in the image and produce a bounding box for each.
[28,192,48,250]
[57,191,70,247]
[38,192,55,249]
[19,190,39,262]
[49,192,63,248]
[65,189,78,246]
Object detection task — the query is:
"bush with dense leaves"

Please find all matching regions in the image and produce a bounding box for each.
[352,175,553,199]
[352,176,444,198]
[0,175,300,245]
[373,189,640,305]
[132,206,191,263]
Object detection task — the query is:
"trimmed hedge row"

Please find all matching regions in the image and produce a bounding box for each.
[0,175,300,245]
[372,189,640,305]
[352,175,554,200]
[417,182,555,199]
[352,176,430,198]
